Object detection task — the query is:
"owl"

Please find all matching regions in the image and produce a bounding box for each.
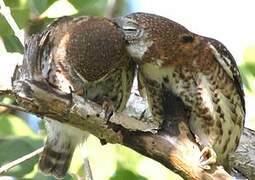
[31,16,135,178]
[114,12,245,169]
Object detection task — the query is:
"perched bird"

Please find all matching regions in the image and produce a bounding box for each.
[31,16,135,178]
[114,12,245,169]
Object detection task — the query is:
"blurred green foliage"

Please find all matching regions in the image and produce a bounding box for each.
[0,112,181,179]
[0,0,255,179]
[0,113,43,177]
[240,46,255,93]
[0,14,23,53]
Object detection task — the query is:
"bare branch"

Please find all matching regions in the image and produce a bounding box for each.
[105,0,125,18]
[83,157,93,180]
[9,76,232,179]
[230,128,255,178]
[0,102,28,112]
[106,0,117,18]
[0,147,43,174]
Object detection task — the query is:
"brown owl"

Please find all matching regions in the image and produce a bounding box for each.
[30,16,136,178]
[114,12,245,169]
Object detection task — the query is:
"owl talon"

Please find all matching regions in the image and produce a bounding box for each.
[62,86,74,116]
[102,101,115,122]
[139,109,147,120]
[199,147,217,170]
[68,86,74,102]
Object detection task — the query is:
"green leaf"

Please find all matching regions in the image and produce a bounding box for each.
[2,35,24,53]
[0,14,14,35]
[3,0,24,8]
[67,0,94,10]
[68,0,108,16]
[239,63,255,92]
[28,0,58,15]
[244,63,255,77]
[3,0,30,28]
[33,171,74,180]
[110,163,147,180]
[10,7,31,28]
[115,145,143,171]
[0,137,42,177]
[3,0,56,29]
[0,114,36,137]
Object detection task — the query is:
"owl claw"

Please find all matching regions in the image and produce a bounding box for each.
[62,86,74,116]
[102,101,115,122]
[199,147,217,170]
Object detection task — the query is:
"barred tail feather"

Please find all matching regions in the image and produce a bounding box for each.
[38,139,75,179]
[39,118,88,179]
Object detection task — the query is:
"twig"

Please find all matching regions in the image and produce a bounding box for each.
[80,144,93,180]
[0,0,24,45]
[83,157,93,180]
[106,0,117,18]
[0,102,28,112]
[0,147,43,174]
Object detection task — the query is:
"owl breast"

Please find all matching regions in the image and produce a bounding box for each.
[188,60,244,163]
[141,60,244,163]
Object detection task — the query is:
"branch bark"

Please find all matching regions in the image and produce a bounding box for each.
[1,76,232,180]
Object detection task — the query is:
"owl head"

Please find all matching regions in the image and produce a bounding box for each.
[114,12,209,66]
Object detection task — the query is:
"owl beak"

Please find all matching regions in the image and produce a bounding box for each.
[113,17,144,42]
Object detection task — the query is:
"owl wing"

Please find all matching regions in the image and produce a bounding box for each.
[207,38,245,113]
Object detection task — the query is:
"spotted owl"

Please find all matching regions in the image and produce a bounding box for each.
[114,12,245,169]
[32,16,135,178]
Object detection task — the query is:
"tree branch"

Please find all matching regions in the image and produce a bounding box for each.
[105,0,124,18]
[2,78,232,180]
[0,102,28,112]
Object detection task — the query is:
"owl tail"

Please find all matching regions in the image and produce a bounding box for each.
[38,138,75,179]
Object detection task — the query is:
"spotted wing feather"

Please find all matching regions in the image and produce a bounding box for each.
[207,38,245,113]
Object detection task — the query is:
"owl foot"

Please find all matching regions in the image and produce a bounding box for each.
[102,100,115,122]
[199,147,217,170]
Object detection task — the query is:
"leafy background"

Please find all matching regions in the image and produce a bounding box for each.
[0,0,254,179]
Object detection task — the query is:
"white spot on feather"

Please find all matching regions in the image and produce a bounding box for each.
[55,71,74,93]
[198,75,214,115]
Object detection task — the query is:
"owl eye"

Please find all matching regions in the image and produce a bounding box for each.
[125,28,143,40]
[181,34,194,43]
[114,17,144,41]
[123,26,139,35]
[122,24,143,41]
